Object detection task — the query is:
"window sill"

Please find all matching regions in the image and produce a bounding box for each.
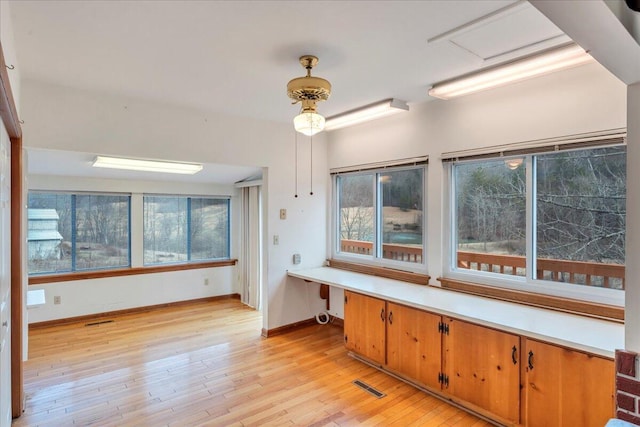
[437,276,623,322]
[28,259,238,285]
[328,258,430,285]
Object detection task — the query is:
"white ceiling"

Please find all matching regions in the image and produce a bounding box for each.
[8,0,572,184]
[27,148,263,185]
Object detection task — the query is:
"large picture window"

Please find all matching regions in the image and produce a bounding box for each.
[335,163,426,268]
[28,192,131,274]
[448,143,625,301]
[143,196,230,265]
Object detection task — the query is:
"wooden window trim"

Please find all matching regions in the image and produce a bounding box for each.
[28,259,237,285]
[438,277,624,322]
[1,40,25,418]
[328,259,430,285]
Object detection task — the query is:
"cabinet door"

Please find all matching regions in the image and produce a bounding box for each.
[387,303,441,389]
[343,291,386,365]
[444,318,520,423]
[523,339,614,427]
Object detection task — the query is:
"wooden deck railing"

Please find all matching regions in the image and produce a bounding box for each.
[456,251,525,276]
[457,251,625,289]
[339,239,625,290]
[341,239,422,263]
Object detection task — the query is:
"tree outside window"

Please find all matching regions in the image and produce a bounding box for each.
[143,196,230,265]
[337,165,425,266]
[452,145,625,290]
[28,192,130,274]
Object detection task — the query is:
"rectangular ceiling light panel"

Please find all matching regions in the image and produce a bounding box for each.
[428,43,593,100]
[92,156,203,175]
[325,99,409,131]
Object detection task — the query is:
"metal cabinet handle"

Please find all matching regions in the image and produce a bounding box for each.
[388,311,393,325]
[511,345,518,365]
[528,350,534,370]
[380,308,385,322]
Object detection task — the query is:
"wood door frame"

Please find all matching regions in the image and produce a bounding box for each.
[0,41,24,418]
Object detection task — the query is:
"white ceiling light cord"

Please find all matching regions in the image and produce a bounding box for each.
[310,134,313,196]
[294,130,299,198]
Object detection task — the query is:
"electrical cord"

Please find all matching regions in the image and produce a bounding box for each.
[315,311,330,324]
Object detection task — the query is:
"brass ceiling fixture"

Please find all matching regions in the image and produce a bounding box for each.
[287,55,331,136]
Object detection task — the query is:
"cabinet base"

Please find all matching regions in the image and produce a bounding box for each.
[347,351,510,427]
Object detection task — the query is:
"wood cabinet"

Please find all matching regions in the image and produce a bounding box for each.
[342,291,614,426]
[343,291,386,365]
[522,338,614,427]
[444,318,521,423]
[386,302,441,389]
[343,293,442,387]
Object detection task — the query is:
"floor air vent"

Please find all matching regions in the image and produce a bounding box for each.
[85,320,114,327]
[352,379,386,398]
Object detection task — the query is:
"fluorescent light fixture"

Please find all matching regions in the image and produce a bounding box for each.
[428,43,594,100]
[325,99,409,131]
[92,156,203,175]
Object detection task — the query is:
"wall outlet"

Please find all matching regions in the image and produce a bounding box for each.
[204,278,209,286]
[53,296,61,305]
[293,253,301,264]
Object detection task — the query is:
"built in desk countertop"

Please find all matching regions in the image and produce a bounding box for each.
[288,266,624,358]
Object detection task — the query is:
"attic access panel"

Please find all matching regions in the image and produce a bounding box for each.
[450,3,569,63]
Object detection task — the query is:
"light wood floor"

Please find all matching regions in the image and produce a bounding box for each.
[15,298,492,426]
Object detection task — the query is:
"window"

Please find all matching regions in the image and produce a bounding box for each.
[28,192,131,274]
[335,163,426,268]
[143,196,230,265]
[455,159,526,276]
[447,143,626,301]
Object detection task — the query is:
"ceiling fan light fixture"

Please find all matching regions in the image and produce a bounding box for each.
[428,43,593,100]
[287,55,331,136]
[294,111,325,136]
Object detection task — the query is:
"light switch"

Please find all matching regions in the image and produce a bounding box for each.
[273,235,279,245]
[280,209,287,220]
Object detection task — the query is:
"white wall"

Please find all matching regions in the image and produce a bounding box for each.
[22,81,329,329]
[1,0,21,113]
[327,61,627,286]
[27,268,237,324]
[328,62,625,165]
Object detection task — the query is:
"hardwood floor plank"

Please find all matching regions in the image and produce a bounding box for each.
[14,299,491,426]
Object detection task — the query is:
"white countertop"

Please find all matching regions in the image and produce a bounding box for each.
[288,267,624,358]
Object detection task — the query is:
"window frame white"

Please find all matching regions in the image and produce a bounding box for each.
[331,163,428,274]
[443,144,626,307]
